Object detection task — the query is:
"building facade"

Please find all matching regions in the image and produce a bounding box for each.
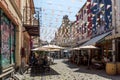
[75,1,91,45]
[0,0,22,79]
[0,0,40,79]
[55,15,72,47]
[106,0,120,62]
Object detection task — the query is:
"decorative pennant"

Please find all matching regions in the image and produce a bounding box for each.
[102,11,105,14]
[107,5,111,9]
[118,13,120,16]
[86,2,91,6]
[94,9,97,11]
[92,14,95,17]
[114,6,118,10]
[52,9,54,15]
[68,7,71,10]
[87,22,89,25]
[100,3,104,8]
[79,0,82,2]
[96,22,98,25]
[107,16,110,19]
[48,2,52,5]
[86,9,88,11]
[56,18,58,22]
[82,21,85,24]
[88,13,91,17]
[93,2,97,6]
[110,11,112,15]
[97,18,99,21]
[71,0,75,3]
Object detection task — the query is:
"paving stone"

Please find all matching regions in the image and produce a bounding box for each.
[13,59,120,80]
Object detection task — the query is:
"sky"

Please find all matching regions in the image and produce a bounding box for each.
[34,0,87,43]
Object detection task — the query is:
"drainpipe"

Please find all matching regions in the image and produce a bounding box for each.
[112,0,117,63]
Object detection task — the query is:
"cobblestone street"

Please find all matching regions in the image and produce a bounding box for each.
[14,59,120,80]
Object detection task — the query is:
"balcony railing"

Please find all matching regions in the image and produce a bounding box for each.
[23,7,41,36]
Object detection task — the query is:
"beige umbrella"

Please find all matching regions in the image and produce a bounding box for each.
[78,45,99,69]
[31,47,47,51]
[79,45,98,50]
[73,47,80,50]
[42,44,64,49]
[31,46,60,52]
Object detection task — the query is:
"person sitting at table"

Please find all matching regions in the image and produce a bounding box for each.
[43,54,49,66]
[43,54,50,71]
[91,56,103,69]
[102,55,110,63]
[83,55,88,65]
[91,56,98,63]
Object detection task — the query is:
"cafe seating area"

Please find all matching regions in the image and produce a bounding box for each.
[29,53,52,74]
[69,52,111,70]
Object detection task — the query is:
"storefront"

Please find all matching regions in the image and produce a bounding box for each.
[106,34,120,62]
[0,9,16,79]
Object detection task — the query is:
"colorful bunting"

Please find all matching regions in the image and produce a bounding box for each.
[114,6,117,11]
[71,0,75,3]
[79,0,82,2]
[100,3,104,8]
[93,2,97,6]
[107,16,110,19]
[86,2,91,6]
[97,18,99,21]
[107,5,111,9]
[92,14,95,17]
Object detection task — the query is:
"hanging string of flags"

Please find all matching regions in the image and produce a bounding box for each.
[40,0,120,42]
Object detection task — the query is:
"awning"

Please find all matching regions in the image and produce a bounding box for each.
[82,32,111,46]
[105,33,120,40]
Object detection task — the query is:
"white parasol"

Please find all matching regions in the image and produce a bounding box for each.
[79,45,98,50]
[42,44,64,49]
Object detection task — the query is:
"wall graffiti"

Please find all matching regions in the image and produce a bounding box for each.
[0,10,15,68]
[1,19,11,67]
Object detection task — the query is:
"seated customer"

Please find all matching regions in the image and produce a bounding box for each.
[43,55,50,71]
[91,56,103,69]
[102,55,110,66]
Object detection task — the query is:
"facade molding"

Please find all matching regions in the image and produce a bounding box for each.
[9,0,22,20]
[0,1,19,26]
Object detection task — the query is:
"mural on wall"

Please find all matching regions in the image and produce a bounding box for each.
[1,16,11,68]
[0,9,15,68]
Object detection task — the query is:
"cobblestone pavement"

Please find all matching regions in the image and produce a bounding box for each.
[16,59,120,80]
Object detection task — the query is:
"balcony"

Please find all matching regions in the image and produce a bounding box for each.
[23,7,41,36]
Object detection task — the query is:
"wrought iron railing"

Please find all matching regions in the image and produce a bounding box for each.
[23,7,41,26]
[23,7,42,36]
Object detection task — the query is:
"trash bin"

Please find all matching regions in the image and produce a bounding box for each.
[106,62,116,75]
